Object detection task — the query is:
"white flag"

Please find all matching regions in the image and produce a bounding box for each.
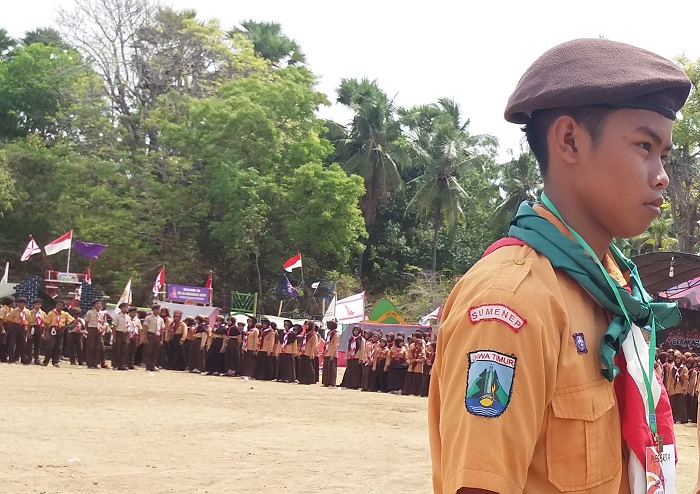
[21,238,41,261]
[334,292,365,324]
[0,262,7,283]
[118,278,132,306]
[323,295,336,323]
[419,306,442,326]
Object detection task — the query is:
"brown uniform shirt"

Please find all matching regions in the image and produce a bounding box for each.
[45,309,74,328]
[325,330,339,358]
[29,309,47,326]
[245,328,259,351]
[407,342,426,373]
[260,329,275,353]
[302,332,318,357]
[429,209,629,494]
[6,307,32,325]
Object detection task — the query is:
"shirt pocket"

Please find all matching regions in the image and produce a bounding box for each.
[546,379,621,492]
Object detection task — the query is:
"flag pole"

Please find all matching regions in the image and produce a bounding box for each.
[32,235,53,271]
[66,230,73,273]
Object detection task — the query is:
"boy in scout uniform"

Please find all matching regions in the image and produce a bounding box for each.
[0,295,14,362]
[429,39,691,494]
[5,297,31,363]
[43,300,74,367]
[26,298,46,365]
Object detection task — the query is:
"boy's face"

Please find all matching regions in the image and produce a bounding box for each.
[33,302,42,311]
[573,108,672,240]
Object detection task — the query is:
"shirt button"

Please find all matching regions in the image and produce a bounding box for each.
[514,258,525,265]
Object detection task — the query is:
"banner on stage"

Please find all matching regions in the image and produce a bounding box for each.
[167,284,210,304]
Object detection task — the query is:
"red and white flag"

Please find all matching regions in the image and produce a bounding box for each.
[283,253,302,272]
[85,267,92,285]
[21,237,41,261]
[152,266,165,296]
[205,271,213,290]
[616,324,676,494]
[44,231,72,256]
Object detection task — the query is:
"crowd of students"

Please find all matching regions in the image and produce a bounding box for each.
[0,296,435,396]
[658,348,700,424]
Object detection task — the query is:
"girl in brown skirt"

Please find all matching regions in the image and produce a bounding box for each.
[340,326,364,389]
[419,342,435,397]
[187,315,209,374]
[322,321,339,387]
[224,317,241,376]
[277,321,297,382]
[361,333,379,391]
[403,332,426,396]
[385,336,408,395]
[242,318,259,378]
[373,338,389,392]
[298,321,318,385]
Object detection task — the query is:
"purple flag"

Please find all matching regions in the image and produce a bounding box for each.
[285,276,298,298]
[73,240,108,259]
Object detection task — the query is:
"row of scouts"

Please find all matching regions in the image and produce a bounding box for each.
[658,348,700,425]
[0,296,434,396]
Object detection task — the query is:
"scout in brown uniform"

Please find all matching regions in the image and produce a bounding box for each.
[297,321,318,385]
[340,326,364,389]
[157,307,172,369]
[167,310,188,371]
[43,301,74,367]
[126,306,142,369]
[272,322,283,380]
[403,332,426,396]
[143,304,164,372]
[188,314,209,374]
[84,300,105,369]
[373,338,389,392]
[0,296,14,362]
[321,321,339,387]
[256,318,274,380]
[5,297,31,364]
[111,303,130,370]
[360,333,379,391]
[385,336,407,394]
[224,318,242,377]
[666,350,689,423]
[277,323,297,382]
[66,307,86,365]
[430,39,690,494]
[205,315,227,376]
[418,341,434,397]
[26,298,46,365]
[242,319,259,378]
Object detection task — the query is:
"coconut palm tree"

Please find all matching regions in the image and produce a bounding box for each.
[229,20,305,66]
[403,98,496,272]
[491,147,542,233]
[331,78,408,274]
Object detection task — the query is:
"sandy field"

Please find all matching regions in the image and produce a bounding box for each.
[0,364,696,494]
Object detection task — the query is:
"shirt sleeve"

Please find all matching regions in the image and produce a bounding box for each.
[429,261,560,494]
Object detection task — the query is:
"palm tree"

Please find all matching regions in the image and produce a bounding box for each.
[331,78,407,274]
[404,98,496,272]
[491,148,542,232]
[229,20,305,66]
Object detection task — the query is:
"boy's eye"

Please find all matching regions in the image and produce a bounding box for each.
[638,142,652,151]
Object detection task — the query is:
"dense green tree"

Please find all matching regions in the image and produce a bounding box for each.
[667,57,700,252]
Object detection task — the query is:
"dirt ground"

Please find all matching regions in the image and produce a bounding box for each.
[0,365,696,494]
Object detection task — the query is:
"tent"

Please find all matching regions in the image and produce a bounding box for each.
[632,251,700,294]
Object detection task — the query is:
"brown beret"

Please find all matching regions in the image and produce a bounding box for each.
[505,38,691,124]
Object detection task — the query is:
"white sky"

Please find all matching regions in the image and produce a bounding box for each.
[5,0,700,159]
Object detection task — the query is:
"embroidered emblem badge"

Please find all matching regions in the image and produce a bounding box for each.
[465,350,516,418]
[573,333,588,354]
[468,304,526,333]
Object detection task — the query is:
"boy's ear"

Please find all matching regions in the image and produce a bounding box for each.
[549,115,585,165]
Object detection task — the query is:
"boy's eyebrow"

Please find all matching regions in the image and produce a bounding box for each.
[635,125,673,152]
